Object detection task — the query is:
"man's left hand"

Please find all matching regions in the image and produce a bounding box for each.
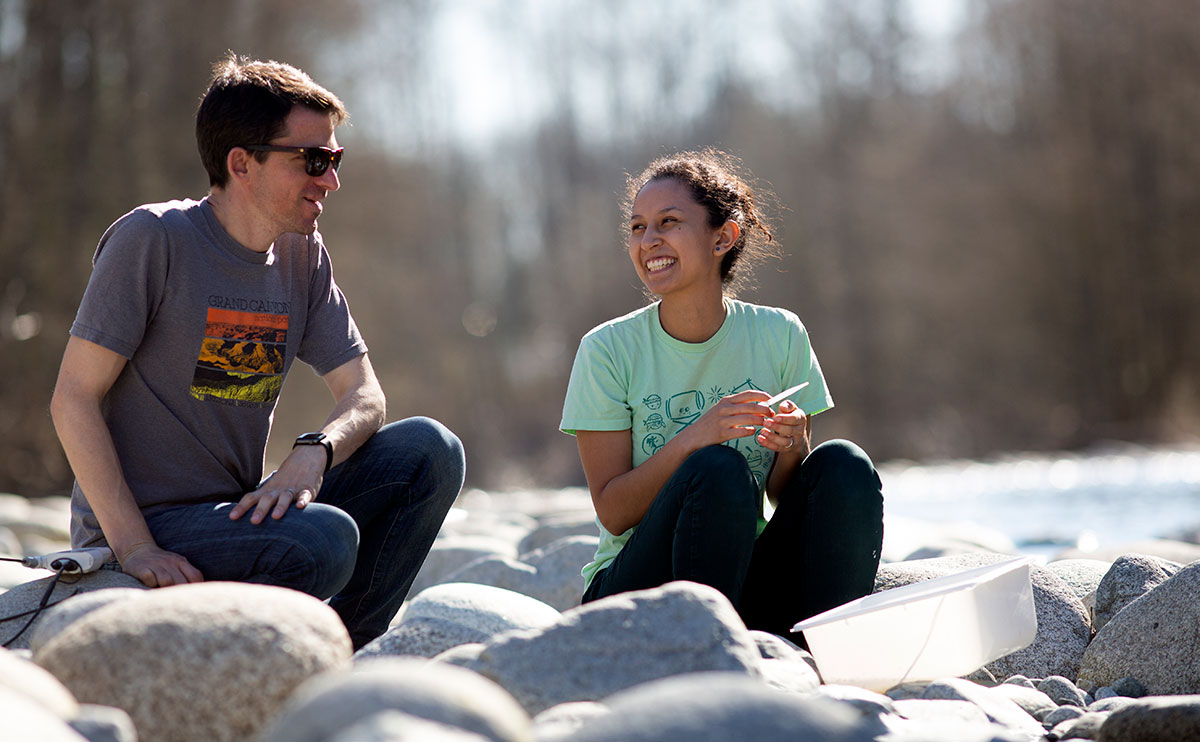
[229,446,325,524]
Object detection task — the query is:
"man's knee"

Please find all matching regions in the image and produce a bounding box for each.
[264,505,358,599]
[373,417,466,498]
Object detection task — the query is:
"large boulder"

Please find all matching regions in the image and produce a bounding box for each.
[444,535,597,611]
[516,513,598,554]
[29,587,147,653]
[0,647,78,719]
[567,672,883,742]
[1079,561,1200,695]
[465,581,761,715]
[874,554,1091,680]
[355,582,560,660]
[1045,558,1111,619]
[259,657,531,742]
[0,569,148,649]
[34,582,351,742]
[1092,554,1181,631]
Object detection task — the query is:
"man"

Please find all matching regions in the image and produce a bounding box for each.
[49,54,464,649]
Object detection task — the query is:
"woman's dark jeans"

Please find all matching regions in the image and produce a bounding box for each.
[142,416,465,649]
[582,439,884,637]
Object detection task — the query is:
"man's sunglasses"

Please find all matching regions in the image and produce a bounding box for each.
[242,145,344,177]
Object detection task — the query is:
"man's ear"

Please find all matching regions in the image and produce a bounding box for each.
[714,220,741,255]
[226,147,252,183]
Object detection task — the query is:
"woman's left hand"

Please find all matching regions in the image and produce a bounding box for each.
[756,399,810,455]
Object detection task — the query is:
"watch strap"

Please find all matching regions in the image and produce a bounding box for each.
[293,432,333,473]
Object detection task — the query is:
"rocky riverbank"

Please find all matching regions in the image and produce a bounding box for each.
[3,487,1200,741]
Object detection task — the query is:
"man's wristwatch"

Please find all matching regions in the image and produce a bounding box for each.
[293,432,334,473]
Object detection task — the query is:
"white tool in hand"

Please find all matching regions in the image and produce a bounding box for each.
[766,382,809,407]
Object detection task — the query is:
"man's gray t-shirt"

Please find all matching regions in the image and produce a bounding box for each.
[68,198,367,547]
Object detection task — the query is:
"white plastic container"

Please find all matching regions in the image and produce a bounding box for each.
[791,556,1038,692]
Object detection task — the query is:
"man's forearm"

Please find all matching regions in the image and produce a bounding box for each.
[50,390,155,558]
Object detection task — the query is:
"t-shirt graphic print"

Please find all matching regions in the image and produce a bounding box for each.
[191,307,287,406]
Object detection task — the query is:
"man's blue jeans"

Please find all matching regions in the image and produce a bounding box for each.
[581,440,884,638]
[141,417,465,649]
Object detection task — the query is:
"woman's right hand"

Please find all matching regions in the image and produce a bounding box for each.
[675,390,773,451]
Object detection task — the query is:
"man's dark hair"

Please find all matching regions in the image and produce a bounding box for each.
[196,52,348,188]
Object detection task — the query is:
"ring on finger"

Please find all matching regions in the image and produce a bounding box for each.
[784,436,795,450]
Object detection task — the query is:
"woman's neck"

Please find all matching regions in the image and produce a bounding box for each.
[658,290,728,343]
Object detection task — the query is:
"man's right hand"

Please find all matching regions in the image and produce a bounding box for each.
[118,541,204,587]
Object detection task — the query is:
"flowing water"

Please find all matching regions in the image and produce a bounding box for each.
[878,444,1200,558]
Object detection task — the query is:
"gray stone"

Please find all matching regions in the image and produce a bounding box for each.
[1088,696,1137,714]
[34,582,350,742]
[1094,686,1118,700]
[356,583,560,660]
[0,684,86,741]
[1093,554,1180,631]
[568,672,883,742]
[920,677,1045,737]
[1038,675,1091,707]
[1000,675,1037,689]
[329,711,494,742]
[1044,705,1085,727]
[465,581,761,715]
[430,642,486,668]
[408,536,520,600]
[818,684,896,718]
[30,588,146,653]
[445,535,597,611]
[516,514,598,554]
[68,704,137,742]
[1078,561,1200,694]
[875,554,1091,681]
[0,569,148,649]
[1046,558,1112,620]
[885,681,932,701]
[759,654,821,693]
[0,645,77,719]
[892,698,990,726]
[1051,710,1108,739]
[1097,695,1200,742]
[530,702,609,742]
[987,682,1057,721]
[259,657,531,742]
[1110,676,1148,698]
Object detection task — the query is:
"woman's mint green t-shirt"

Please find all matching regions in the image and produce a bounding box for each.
[560,298,834,588]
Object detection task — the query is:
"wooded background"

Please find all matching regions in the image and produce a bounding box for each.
[2,0,1197,497]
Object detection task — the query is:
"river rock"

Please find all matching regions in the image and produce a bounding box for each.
[0,685,86,741]
[356,582,560,660]
[465,581,761,715]
[445,535,598,611]
[29,587,146,653]
[407,536,521,600]
[329,711,494,742]
[259,657,531,742]
[0,646,77,719]
[1092,554,1180,631]
[875,553,1090,680]
[0,569,148,649]
[1050,710,1108,739]
[1078,561,1200,694]
[920,677,1046,738]
[567,672,884,742]
[34,582,350,742]
[68,704,137,742]
[1046,558,1111,618]
[987,682,1057,721]
[1097,695,1200,741]
[1038,674,1092,707]
[530,701,610,742]
[516,513,598,554]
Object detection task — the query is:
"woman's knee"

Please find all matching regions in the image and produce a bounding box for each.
[677,444,759,511]
[807,440,881,495]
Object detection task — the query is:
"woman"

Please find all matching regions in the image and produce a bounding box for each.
[560,148,883,637]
